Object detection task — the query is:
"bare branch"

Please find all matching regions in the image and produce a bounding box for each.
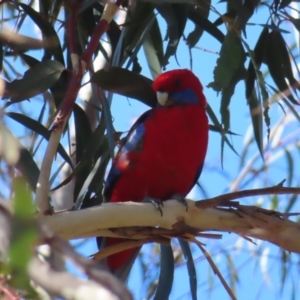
[196,184,300,208]
[41,191,300,253]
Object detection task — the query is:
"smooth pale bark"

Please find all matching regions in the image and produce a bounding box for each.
[40,199,300,253]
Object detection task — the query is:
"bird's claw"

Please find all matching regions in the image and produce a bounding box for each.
[142,196,164,216]
[171,193,188,212]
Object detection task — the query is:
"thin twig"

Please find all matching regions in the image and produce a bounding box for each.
[196,184,300,208]
[194,239,237,300]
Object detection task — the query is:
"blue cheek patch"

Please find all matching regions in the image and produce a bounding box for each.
[169,88,199,105]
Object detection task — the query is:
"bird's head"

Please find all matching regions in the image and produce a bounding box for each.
[152,69,206,108]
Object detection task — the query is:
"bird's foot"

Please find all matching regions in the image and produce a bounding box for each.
[142,196,164,216]
[171,193,188,212]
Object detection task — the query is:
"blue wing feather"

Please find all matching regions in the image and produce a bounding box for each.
[104,109,153,201]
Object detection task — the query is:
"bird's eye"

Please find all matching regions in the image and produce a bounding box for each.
[174,79,181,88]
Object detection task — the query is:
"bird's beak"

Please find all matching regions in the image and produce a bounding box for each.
[156,92,168,106]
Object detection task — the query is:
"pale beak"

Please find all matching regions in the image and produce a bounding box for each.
[156,91,168,106]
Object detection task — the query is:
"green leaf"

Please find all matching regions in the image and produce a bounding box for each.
[209,30,245,92]
[154,245,174,300]
[3,60,65,103]
[10,178,37,289]
[19,3,64,65]
[6,112,73,169]
[248,90,264,159]
[91,67,156,107]
[284,149,294,186]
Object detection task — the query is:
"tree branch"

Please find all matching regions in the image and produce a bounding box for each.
[41,184,300,253]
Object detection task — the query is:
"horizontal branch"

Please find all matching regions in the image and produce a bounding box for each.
[41,197,300,253]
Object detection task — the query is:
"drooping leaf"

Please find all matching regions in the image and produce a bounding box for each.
[188,7,225,44]
[50,69,70,107]
[179,240,197,300]
[3,60,65,103]
[248,90,264,158]
[19,3,64,65]
[245,26,269,98]
[122,1,155,64]
[124,15,156,70]
[73,104,93,164]
[91,67,157,107]
[186,2,211,48]
[156,3,188,67]
[265,30,299,105]
[284,149,294,187]
[154,245,174,300]
[57,116,107,201]
[272,30,300,90]
[209,30,245,92]
[6,112,73,168]
[220,76,243,131]
[235,0,260,31]
[243,38,270,141]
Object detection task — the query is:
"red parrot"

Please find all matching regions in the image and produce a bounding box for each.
[99,69,209,280]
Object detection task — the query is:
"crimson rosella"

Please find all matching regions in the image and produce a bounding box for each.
[99,69,209,280]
